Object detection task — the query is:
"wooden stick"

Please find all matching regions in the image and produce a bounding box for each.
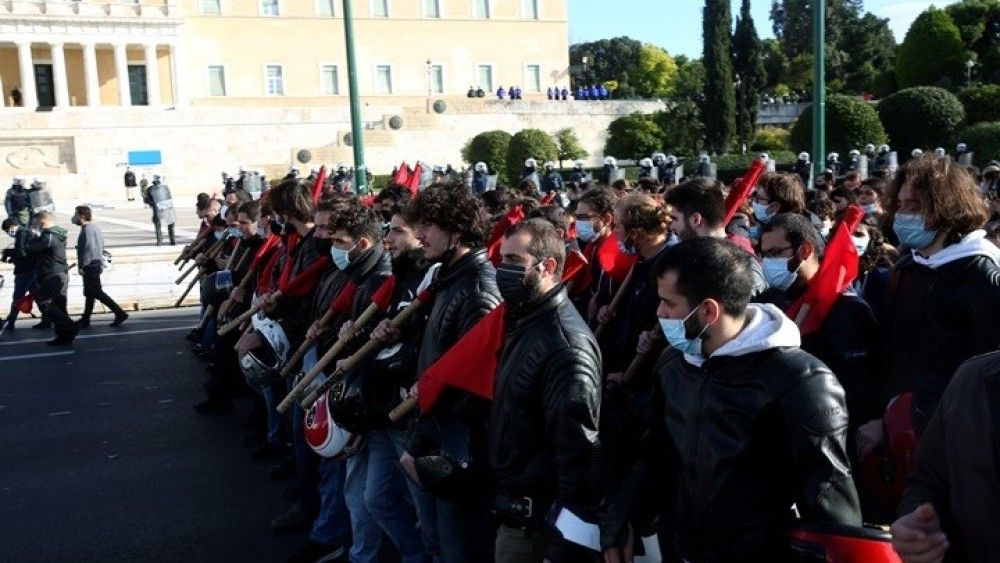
[278,301,382,412]
[387,396,418,422]
[622,350,648,384]
[594,266,635,340]
[175,239,225,284]
[279,309,336,379]
[175,261,199,285]
[196,305,217,331]
[298,298,428,411]
[224,240,243,270]
[174,229,208,265]
[218,290,283,336]
[175,271,203,307]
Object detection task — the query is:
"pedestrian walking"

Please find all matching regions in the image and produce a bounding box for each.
[25,211,78,346]
[72,206,128,328]
[124,166,137,202]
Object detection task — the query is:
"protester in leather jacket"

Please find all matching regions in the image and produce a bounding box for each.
[490,219,602,563]
[858,155,1000,460]
[601,238,861,563]
[397,184,501,563]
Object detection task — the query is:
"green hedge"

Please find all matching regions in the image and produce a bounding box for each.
[958,84,1000,125]
[789,95,888,157]
[960,122,1000,165]
[505,129,559,185]
[461,130,513,185]
[878,86,966,150]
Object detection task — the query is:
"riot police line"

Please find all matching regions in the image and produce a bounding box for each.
[169,143,1000,563]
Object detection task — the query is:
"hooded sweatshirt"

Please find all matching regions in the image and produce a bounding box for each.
[683,303,800,367]
[911,229,1000,269]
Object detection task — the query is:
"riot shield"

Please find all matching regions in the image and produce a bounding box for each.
[608,168,625,183]
[849,156,869,180]
[958,152,974,166]
[764,159,777,173]
[486,175,499,191]
[28,188,54,215]
[151,184,177,225]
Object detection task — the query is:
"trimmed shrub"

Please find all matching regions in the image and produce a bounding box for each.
[895,7,966,89]
[958,84,1000,125]
[750,128,791,152]
[505,129,559,184]
[603,112,664,161]
[461,130,512,184]
[789,94,888,157]
[878,86,966,151]
[961,122,1000,165]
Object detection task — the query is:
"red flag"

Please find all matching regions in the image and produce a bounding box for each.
[562,249,591,294]
[418,303,507,412]
[276,232,303,290]
[540,191,556,205]
[359,195,376,207]
[251,235,281,271]
[370,275,397,310]
[786,205,864,335]
[723,158,767,226]
[403,163,422,196]
[280,256,332,297]
[594,232,637,283]
[311,165,329,204]
[15,293,33,314]
[567,219,578,240]
[329,281,358,315]
[487,205,526,266]
[257,243,284,294]
[391,161,411,185]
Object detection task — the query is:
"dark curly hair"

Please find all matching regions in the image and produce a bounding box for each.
[329,202,383,244]
[576,188,615,217]
[268,178,314,223]
[405,183,490,248]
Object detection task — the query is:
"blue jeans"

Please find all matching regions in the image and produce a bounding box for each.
[310,456,351,547]
[434,493,495,563]
[348,431,430,563]
[293,347,321,514]
[344,443,385,562]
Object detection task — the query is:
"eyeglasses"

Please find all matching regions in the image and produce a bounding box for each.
[760,245,796,258]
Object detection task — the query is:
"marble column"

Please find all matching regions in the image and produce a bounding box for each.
[143,43,160,106]
[50,41,70,107]
[82,41,100,107]
[16,41,38,109]
[113,42,131,106]
[168,43,188,106]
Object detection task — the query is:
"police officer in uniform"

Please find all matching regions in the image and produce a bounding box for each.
[472,162,491,195]
[540,162,564,195]
[4,176,31,226]
[144,174,176,246]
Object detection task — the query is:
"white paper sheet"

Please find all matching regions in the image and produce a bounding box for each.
[554,507,601,552]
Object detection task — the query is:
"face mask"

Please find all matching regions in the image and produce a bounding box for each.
[893,213,937,249]
[748,226,760,240]
[753,201,776,223]
[617,238,637,255]
[330,244,356,270]
[576,220,597,243]
[213,230,224,240]
[226,227,240,238]
[269,219,284,236]
[495,262,541,307]
[762,256,799,291]
[71,216,81,226]
[7,229,16,238]
[862,203,878,215]
[256,225,267,237]
[313,238,332,256]
[658,306,708,356]
[851,234,871,255]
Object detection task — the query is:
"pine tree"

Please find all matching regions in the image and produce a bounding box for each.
[734,0,767,147]
[703,0,737,153]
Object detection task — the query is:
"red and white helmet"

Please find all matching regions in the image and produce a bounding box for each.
[304,391,365,458]
[789,522,901,563]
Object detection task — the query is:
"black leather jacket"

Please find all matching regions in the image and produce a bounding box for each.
[26,225,69,279]
[882,253,1000,434]
[268,228,324,345]
[602,346,862,561]
[490,286,602,510]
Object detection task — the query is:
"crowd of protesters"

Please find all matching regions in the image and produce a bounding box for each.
[172,146,1000,563]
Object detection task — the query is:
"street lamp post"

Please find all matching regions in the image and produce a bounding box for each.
[966,59,975,85]
[342,0,368,194]
[812,0,826,178]
[426,58,432,98]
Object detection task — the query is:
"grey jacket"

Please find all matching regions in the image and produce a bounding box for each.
[77,223,105,270]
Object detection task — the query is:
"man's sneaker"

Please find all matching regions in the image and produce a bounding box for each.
[76,318,91,329]
[270,503,316,533]
[287,541,345,563]
[110,313,129,327]
[185,329,201,343]
[31,321,52,330]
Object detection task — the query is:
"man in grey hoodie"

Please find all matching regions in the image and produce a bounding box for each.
[601,237,861,562]
[72,206,128,328]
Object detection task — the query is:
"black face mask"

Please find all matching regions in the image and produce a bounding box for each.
[313,238,332,256]
[496,263,542,310]
[269,220,284,236]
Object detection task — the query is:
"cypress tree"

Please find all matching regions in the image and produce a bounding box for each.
[733,0,766,147]
[703,0,737,153]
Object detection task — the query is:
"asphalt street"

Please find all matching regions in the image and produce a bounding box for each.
[52,202,203,250]
[0,308,307,562]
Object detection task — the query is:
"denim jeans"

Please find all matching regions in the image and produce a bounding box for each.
[349,430,430,563]
[344,443,385,562]
[293,347,321,515]
[305,347,350,547]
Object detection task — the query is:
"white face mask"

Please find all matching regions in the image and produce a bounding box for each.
[851,234,871,255]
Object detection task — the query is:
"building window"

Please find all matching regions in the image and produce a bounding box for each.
[370,0,388,17]
[265,64,284,95]
[321,65,340,95]
[477,64,493,92]
[430,64,444,94]
[525,64,541,92]
[375,65,393,94]
[423,0,440,18]
[473,0,490,19]
[261,0,279,16]
[316,0,334,16]
[522,0,538,19]
[202,0,221,15]
[208,65,227,96]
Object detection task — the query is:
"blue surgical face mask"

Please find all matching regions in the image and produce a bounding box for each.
[658,305,708,357]
[748,226,760,240]
[227,227,240,238]
[330,244,356,270]
[617,238,636,255]
[576,220,597,243]
[852,234,871,255]
[762,256,799,291]
[213,230,224,240]
[753,201,776,223]
[862,203,878,215]
[893,213,937,250]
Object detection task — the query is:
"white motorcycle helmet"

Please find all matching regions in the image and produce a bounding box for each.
[604,156,617,166]
[666,155,678,166]
[827,152,840,163]
[639,157,653,168]
[304,391,365,458]
[652,152,667,165]
[911,148,924,158]
[865,144,876,153]
[524,158,538,169]
[699,154,711,164]
[957,142,967,153]
[759,152,770,162]
[240,313,291,388]
[849,149,861,160]
[879,144,891,154]
[934,147,946,158]
[474,161,488,173]
[543,161,556,170]
[798,152,810,161]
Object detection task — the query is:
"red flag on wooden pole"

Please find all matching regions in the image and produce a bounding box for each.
[786,204,865,335]
[311,165,329,204]
[403,163,422,196]
[595,232,637,283]
[487,205,526,265]
[418,303,507,412]
[329,281,359,315]
[369,275,397,311]
[391,162,411,186]
[280,256,333,297]
[723,158,768,226]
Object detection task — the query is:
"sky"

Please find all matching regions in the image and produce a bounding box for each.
[568,0,961,58]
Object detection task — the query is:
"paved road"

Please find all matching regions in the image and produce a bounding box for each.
[0,308,307,562]
[52,202,203,250]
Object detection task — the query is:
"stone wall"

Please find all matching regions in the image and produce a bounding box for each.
[0,99,664,201]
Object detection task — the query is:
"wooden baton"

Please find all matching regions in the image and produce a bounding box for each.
[594,265,635,340]
[218,290,282,336]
